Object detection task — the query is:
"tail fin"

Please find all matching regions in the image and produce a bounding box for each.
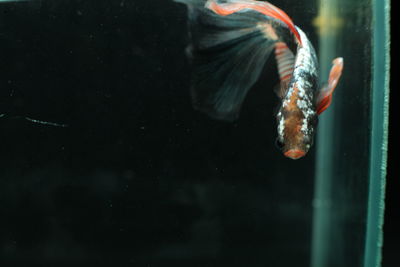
[176,0,280,120]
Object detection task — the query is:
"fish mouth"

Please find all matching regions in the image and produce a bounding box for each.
[284,149,306,160]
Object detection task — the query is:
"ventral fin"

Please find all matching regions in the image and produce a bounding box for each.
[273,80,290,99]
[316,57,344,115]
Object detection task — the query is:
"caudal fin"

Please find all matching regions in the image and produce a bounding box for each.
[176,0,285,120]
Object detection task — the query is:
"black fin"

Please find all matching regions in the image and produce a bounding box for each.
[179,3,280,121]
[191,32,275,121]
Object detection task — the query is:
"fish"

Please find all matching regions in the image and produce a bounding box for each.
[175,0,343,159]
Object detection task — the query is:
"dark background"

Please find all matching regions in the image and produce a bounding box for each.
[0,1,317,266]
[1,0,394,266]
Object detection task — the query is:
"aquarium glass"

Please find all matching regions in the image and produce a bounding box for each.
[0,0,389,266]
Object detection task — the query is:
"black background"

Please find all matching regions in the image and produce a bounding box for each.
[1,0,395,266]
[0,1,316,266]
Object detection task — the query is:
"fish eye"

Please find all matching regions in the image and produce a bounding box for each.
[308,137,314,147]
[303,133,314,146]
[275,138,285,150]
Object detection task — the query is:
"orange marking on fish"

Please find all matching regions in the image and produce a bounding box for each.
[286,86,300,111]
[275,43,287,48]
[260,23,279,40]
[281,85,306,150]
[281,74,292,81]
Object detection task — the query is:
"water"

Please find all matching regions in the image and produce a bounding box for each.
[0,0,389,266]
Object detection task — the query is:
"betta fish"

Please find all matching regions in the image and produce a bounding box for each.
[175,0,343,159]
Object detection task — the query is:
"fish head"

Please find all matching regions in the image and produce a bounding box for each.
[275,116,318,159]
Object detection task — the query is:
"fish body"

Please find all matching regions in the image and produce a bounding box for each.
[275,28,319,159]
[176,0,343,159]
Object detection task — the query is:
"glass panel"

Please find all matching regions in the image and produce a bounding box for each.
[311,0,389,266]
[364,0,390,266]
[311,0,372,266]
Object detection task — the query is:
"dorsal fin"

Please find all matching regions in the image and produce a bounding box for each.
[205,0,302,45]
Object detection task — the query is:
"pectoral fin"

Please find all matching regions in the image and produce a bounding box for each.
[316,57,343,115]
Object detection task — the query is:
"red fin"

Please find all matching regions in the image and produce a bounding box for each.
[317,57,344,115]
[205,0,302,45]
